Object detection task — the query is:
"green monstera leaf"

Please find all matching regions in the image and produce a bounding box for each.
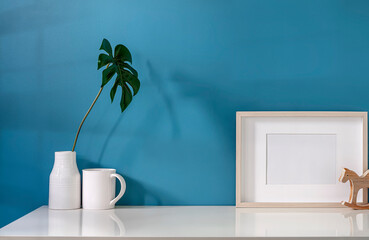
[71,38,141,152]
[97,38,140,112]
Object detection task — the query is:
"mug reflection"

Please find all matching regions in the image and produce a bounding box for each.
[48,208,125,236]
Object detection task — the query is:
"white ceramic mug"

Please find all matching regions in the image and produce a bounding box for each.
[82,169,126,210]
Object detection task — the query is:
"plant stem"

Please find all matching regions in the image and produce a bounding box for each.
[72,87,103,152]
[72,64,110,152]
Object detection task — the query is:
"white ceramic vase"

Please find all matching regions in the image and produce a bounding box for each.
[49,151,81,209]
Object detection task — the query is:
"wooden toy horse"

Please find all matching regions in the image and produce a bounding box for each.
[339,168,369,210]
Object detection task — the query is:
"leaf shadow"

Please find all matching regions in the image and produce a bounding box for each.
[147,60,180,138]
[97,113,124,165]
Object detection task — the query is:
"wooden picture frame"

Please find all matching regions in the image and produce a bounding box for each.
[236,111,368,207]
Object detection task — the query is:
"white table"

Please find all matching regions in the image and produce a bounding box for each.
[1,206,369,239]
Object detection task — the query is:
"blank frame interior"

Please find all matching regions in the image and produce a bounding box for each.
[266,134,337,185]
[236,112,368,207]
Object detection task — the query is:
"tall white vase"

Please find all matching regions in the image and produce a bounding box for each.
[49,151,81,209]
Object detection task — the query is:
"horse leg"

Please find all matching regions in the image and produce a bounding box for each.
[351,187,359,205]
[349,181,354,203]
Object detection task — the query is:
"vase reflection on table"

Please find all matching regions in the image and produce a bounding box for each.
[48,209,125,236]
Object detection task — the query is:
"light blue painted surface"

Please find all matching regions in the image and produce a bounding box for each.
[1,0,369,227]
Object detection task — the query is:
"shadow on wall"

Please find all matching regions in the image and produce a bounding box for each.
[77,60,247,205]
[79,154,178,205]
[117,174,182,206]
[116,175,160,206]
[78,158,165,205]
[97,114,125,165]
[169,71,257,151]
[94,60,181,165]
[76,59,184,205]
[146,61,180,138]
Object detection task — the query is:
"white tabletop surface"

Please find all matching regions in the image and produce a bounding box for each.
[1,206,369,239]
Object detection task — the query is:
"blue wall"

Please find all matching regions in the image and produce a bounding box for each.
[1,0,369,227]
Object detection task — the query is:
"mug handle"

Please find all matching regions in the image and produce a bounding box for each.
[110,173,126,207]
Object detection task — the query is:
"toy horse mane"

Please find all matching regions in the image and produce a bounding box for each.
[362,169,369,178]
[343,168,355,173]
